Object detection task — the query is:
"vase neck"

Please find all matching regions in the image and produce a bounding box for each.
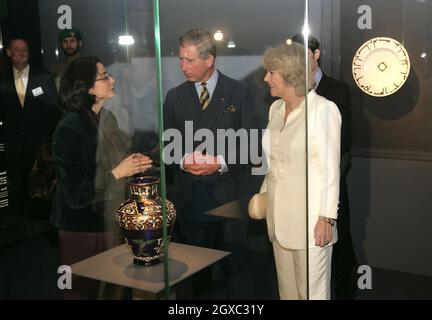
[128,183,158,200]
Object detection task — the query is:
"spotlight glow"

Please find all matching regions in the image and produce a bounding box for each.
[302,24,310,39]
[119,35,135,46]
[214,30,224,41]
[227,40,236,48]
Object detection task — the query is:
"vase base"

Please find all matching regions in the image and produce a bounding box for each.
[133,257,163,266]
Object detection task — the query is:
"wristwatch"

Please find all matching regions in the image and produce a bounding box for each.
[318,215,335,226]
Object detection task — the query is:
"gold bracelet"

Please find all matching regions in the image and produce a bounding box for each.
[318,215,335,226]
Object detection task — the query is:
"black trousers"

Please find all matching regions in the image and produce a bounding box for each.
[331,175,358,299]
[174,215,250,299]
[7,144,35,217]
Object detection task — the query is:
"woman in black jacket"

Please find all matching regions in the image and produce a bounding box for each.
[51,56,152,299]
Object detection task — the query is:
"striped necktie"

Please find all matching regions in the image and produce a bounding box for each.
[199,82,210,110]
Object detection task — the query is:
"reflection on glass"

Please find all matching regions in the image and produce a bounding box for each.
[12,0,432,301]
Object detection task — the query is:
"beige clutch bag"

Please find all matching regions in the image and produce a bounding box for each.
[248,192,267,220]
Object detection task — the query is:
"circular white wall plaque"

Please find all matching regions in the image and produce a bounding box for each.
[352,37,410,97]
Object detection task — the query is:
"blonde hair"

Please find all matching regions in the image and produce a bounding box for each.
[263,42,315,96]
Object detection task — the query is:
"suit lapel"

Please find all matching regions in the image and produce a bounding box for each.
[180,72,229,127]
[281,91,317,131]
[6,68,23,110]
[24,70,33,108]
[283,105,304,130]
[206,72,227,117]
[316,74,330,96]
[185,81,203,119]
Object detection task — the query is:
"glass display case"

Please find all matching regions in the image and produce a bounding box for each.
[0,0,431,300]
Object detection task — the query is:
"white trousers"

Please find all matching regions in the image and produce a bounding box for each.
[273,241,333,300]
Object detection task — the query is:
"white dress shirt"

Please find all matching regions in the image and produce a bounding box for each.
[13,64,30,97]
[181,69,228,174]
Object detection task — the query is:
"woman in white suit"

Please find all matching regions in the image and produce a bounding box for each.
[261,42,341,299]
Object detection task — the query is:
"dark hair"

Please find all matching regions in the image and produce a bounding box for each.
[291,34,320,52]
[6,36,30,49]
[58,28,83,42]
[59,56,100,112]
[179,29,217,59]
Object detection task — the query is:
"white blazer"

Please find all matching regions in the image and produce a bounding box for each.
[261,90,341,249]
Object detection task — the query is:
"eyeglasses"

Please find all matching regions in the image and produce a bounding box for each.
[95,73,112,81]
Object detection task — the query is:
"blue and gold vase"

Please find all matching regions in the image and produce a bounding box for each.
[117,176,176,266]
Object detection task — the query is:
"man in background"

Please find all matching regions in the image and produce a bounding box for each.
[51,28,82,91]
[0,36,59,218]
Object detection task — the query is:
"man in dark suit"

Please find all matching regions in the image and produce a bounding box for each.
[292,34,358,299]
[0,37,59,218]
[163,29,258,298]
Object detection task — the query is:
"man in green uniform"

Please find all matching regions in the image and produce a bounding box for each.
[51,28,82,91]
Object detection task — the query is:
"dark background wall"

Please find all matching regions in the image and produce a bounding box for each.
[337,0,432,277]
[0,0,43,70]
[1,0,431,279]
[340,0,432,160]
